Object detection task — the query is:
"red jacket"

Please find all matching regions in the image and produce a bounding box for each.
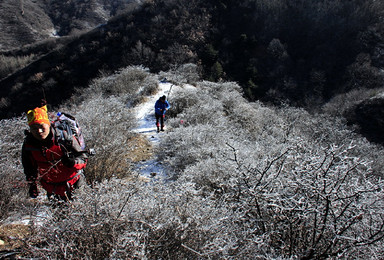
[22,127,87,196]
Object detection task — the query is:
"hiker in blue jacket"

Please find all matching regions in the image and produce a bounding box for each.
[155,95,170,132]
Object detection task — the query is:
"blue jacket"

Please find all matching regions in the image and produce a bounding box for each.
[155,99,170,115]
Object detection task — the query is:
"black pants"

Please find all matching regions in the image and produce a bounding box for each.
[156,113,165,129]
[47,172,85,201]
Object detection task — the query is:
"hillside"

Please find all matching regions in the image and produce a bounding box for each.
[0,0,142,51]
[0,0,54,51]
[0,0,209,118]
[0,0,384,144]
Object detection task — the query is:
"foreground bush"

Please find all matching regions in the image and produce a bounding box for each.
[1,67,383,259]
[159,80,384,258]
[0,117,31,219]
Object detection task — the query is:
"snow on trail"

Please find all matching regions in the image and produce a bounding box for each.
[131,82,174,181]
[131,81,195,181]
[132,81,195,136]
[132,82,172,139]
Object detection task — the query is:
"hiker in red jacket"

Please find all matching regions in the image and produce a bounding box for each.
[21,103,87,201]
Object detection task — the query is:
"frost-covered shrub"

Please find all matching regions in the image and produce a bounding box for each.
[322,87,380,117]
[168,81,244,127]
[21,178,224,259]
[278,106,384,177]
[227,100,287,142]
[2,69,384,259]
[202,81,243,101]
[166,87,200,118]
[157,80,384,258]
[176,139,384,258]
[22,180,133,259]
[58,93,137,184]
[167,92,225,128]
[159,63,201,85]
[0,117,35,220]
[159,123,233,173]
[78,66,158,106]
[265,142,384,258]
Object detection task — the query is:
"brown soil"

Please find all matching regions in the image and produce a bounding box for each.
[0,223,32,251]
[127,134,153,163]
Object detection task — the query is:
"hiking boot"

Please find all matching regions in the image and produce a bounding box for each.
[28,183,38,198]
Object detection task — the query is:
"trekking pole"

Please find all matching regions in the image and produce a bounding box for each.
[167,83,174,100]
[42,88,46,101]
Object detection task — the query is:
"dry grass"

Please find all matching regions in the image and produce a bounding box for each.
[127,134,153,163]
[0,224,32,251]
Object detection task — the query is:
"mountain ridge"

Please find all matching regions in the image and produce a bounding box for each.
[1,0,384,144]
[0,0,142,51]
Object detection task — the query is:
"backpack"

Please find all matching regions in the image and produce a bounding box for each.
[53,112,86,151]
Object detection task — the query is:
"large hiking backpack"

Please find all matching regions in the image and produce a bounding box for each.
[53,112,86,151]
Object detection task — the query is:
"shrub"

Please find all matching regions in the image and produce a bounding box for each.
[0,117,33,220]
[57,94,138,185]
[80,66,158,106]
[158,63,201,86]
[158,80,384,258]
[0,54,36,79]
[322,87,381,117]
[2,70,384,259]
[20,180,136,259]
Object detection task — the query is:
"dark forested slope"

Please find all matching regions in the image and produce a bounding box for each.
[1,0,384,144]
[0,0,210,118]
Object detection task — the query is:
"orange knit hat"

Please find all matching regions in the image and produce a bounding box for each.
[27,105,50,126]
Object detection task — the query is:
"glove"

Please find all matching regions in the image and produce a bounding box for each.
[62,156,75,168]
[29,183,38,198]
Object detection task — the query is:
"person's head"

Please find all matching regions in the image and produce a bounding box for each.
[160,95,166,102]
[27,105,51,141]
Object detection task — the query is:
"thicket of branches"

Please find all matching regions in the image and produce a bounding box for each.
[161,80,384,258]
[0,66,383,258]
